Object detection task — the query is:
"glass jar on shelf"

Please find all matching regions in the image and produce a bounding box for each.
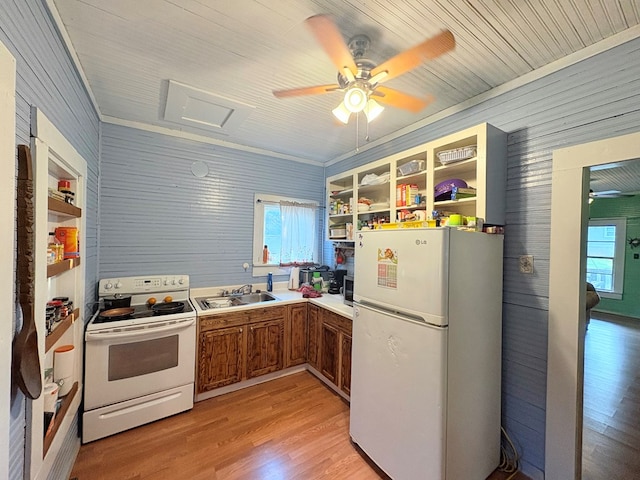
[48,232,63,263]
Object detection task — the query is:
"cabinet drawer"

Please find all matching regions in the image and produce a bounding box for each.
[247,306,285,323]
[199,311,248,332]
[322,310,352,334]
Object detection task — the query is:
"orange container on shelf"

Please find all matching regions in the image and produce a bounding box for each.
[54,227,79,259]
[58,179,71,192]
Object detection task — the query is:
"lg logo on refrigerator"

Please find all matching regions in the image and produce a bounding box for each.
[415,239,428,245]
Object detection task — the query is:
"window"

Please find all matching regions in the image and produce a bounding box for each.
[253,194,318,276]
[586,217,626,299]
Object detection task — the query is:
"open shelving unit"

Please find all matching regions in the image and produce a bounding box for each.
[25,108,87,480]
[325,123,507,242]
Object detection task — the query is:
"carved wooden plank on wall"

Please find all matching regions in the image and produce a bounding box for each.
[13,145,42,399]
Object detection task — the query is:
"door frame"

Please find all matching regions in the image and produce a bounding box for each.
[0,40,16,480]
[546,130,640,479]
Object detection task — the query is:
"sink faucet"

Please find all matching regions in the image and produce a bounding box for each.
[230,284,252,295]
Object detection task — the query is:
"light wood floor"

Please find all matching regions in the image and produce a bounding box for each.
[583,313,640,479]
[71,372,530,480]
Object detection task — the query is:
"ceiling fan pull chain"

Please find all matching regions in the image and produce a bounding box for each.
[355,112,360,152]
[365,114,370,142]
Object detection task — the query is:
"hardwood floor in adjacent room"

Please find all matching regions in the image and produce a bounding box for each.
[71,372,529,480]
[583,313,640,480]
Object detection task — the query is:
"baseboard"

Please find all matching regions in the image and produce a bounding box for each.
[519,459,545,480]
[195,365,307,402]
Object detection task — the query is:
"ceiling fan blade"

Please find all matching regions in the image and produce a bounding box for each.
[273,84,341,98]
[373,86,433,113]
[305,14,357,76]
[371,30,455,82]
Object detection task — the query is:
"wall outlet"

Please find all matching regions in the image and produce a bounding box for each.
[519,255,534,274]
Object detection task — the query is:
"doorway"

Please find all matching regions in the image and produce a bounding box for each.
[546,131,640,479]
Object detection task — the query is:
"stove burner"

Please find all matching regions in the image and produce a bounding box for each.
[93,300,193,324]
[151,301,185,315]
[98,307,135,322]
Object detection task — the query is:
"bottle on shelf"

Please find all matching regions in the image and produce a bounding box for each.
[262,245,269,264]
[267,272,273,292]
[48,232,63,264]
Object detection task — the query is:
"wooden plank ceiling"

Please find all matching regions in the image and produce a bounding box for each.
[51,0,639,183]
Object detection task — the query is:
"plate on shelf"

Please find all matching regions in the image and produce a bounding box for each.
[370,202,390,210]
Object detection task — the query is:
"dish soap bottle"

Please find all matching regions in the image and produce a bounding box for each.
[267,272,273,292]
[312,271,322,292]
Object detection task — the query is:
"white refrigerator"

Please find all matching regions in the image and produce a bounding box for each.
[350,227,503,480]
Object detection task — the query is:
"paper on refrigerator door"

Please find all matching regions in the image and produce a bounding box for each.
[376,247,398,289]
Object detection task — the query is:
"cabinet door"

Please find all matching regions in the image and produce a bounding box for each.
[197,326,244,393]
[320,323,339,385]
[339,332,352,396]
[307,304,320,369]
[247,319,284,378]
[286,304,307,367]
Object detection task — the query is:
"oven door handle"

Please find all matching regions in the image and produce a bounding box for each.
[86,318,195,341]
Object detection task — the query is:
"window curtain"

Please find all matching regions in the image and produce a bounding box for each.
[279,200,316,266]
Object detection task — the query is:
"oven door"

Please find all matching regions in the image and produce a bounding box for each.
[84,317,196,410]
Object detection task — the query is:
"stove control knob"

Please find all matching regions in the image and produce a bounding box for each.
[178,278,184,285]
[105,282,113,290]
[170,279,176,285]
[164,279,169,285]
[115,282,123,289]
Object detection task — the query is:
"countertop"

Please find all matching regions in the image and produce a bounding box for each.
[190,282,353,319]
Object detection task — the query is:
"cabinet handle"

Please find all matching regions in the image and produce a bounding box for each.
[239,328,243,333]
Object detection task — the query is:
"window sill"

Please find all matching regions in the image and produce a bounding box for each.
[598,291,622,300]
[252,265,290,277]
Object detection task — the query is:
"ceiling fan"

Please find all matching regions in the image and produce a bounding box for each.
[272,14,455,124]
[589,189,638,204]
[590,189,638,199]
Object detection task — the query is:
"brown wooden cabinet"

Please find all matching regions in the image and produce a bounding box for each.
[307,304,321,369]
[198,326,244,392]
[196,302,353,398]
[285,303,308,368]
[318,308,353,395]
[247,319,284,378]
[197,306,286,394]
[320,323,339,384]
[339,332,352,396]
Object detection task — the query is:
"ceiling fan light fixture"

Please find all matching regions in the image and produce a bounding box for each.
[332,101,352,124]
[364,98,384,122]
[344,85,368,113]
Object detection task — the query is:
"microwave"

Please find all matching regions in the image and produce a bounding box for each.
[343,275,354,306]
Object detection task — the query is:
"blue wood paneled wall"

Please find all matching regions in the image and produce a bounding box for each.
[1,1,100,479]
[326,37,640,477]
[99,123,325,287]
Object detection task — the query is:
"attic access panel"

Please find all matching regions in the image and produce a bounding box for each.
[163,80,255,134]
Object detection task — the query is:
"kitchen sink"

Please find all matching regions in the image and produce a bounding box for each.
[197,292,278,310]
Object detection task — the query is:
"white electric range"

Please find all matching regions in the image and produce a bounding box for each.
[83,275,196,443]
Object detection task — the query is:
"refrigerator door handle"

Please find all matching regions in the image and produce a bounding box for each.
[354,301,446,329]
